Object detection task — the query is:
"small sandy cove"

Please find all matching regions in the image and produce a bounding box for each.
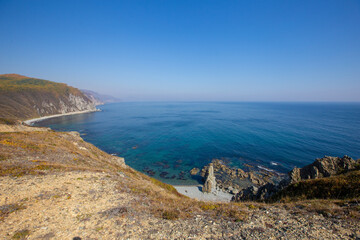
[174,185,233,202]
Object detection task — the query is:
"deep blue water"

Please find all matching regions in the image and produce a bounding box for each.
[34,102,360,185]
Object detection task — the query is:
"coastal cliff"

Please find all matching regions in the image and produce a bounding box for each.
[0,74,98,120]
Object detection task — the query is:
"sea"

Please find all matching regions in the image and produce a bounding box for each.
[34,102,360,185]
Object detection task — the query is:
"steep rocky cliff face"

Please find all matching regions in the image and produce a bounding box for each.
[0,74,97,120]
[81,89,104,106]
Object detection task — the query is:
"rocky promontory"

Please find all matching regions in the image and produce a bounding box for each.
[232,155,360,202]
[0,74,99,120]
[288,155,358,183]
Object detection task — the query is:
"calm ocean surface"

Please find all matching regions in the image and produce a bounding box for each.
[35,102,360,185]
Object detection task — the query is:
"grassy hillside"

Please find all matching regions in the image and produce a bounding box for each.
[0,74,94,120]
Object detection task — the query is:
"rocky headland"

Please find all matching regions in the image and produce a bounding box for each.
[0,74,100,121]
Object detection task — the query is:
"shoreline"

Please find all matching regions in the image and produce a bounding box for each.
[23,109,101,125]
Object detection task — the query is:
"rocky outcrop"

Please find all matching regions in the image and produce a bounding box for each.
[289,155,358,183]
[35,93,97,116]
[197,159,282,194]
[232,156,360,202]
[81,89,105,106]
[232,180,289,202]
[202,164,216,193]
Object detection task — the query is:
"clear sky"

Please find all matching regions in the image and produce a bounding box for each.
[0,0,359,101]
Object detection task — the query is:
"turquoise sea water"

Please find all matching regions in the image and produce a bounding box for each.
[34,102,360,185]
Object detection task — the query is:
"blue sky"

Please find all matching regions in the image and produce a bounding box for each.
[0,0,359,101]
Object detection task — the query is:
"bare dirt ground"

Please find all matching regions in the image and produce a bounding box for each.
[1,171,359,240]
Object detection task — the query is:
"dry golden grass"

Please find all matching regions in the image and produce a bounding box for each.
[11,229,30,240]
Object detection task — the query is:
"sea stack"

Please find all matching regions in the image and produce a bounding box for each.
[203,163,216,193]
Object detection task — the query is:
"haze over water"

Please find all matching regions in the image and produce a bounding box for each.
[35,102,360,185]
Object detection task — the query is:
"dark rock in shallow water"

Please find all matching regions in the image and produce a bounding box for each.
[154,161,170,169]
[143,167,156,176]
[177,171,187,180]
[159,171,169,178]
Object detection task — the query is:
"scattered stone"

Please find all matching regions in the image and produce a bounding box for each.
[143,167,156,176]
[177,171,187,180]
[159,172,169,178]
[190,168,200,175]
[100,207,128,218]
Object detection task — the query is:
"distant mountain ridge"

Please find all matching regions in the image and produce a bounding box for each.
[81,89,120,105]
[0,74,98,120]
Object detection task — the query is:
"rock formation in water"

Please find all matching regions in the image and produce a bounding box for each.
[190,167,200,175]
[202,163,216,193]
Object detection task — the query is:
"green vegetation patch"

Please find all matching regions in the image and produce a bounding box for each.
[12,229,30,240]
[162,209,180,220]
[0,153,9,161]
[0,118,17,125]
[0,203,26,220]
[149,177,183,197]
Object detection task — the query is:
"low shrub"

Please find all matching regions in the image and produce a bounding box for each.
[12,229,30,239]
[162,209,180,220]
